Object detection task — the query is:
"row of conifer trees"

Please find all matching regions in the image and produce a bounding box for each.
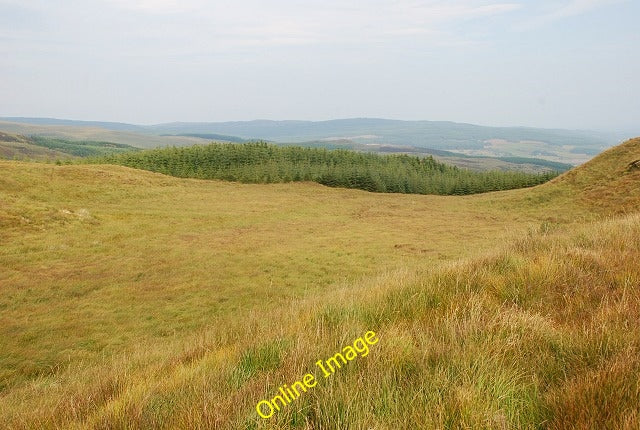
[94,142,558,195]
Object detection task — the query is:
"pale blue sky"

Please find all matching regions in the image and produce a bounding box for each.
[1,0,638,131]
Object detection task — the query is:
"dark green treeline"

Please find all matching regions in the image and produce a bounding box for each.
[94,142,558,195]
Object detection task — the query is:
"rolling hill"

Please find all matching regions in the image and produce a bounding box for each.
[0,121,213,149]
[0,138,638,428]
[0,132,140,160]
[0,126,574,174]
[0,132,69,160]
[283,139,574,173]
[1,117,619,164]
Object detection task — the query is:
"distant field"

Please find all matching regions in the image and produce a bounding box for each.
[449,138,600,165]
[0,138,638,428]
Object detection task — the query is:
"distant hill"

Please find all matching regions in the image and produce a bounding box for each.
[160,133,249,143]
[286,139,574,173]
[0,117,145,132]
[0,132,69,160]
[0,131,139,160]
[1,117,618,164]
[0,121,213,149]
[0,125,573,174]
[144,118,616,163]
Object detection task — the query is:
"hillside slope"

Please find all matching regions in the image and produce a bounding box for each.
[0,131,140,160]
[0,121,211,149]
[550,136,640,212]
[220,212,639,429]
[0,139,638,429]
[0,132,69,160]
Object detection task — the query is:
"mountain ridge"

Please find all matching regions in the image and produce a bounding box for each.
[1,116,618,165]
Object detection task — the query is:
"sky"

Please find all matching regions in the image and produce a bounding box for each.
[0,0,638,131]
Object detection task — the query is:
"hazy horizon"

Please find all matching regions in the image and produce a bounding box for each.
[0,115,632,136]
[2,0,639,132]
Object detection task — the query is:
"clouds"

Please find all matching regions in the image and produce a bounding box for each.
[104,0,204,13]
[546,0,626,19]
[3,0,616,58]
[1,1,524,52]
[0,0,637,128]
[517,0,629,29]
[133,0,523,50]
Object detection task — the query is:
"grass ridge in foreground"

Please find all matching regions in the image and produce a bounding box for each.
[93,141,558,195]
[2,213,638,429]
[219,214,640,428]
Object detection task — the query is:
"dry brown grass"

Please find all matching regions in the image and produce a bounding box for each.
[548,136,640,213]
[1,137,639,429]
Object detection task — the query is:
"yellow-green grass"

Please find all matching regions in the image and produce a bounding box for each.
[78,213,635,429]
[1,138,639,428]
[550,137,640,213]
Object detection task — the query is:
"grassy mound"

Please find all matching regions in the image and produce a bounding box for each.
[550,137,640,212]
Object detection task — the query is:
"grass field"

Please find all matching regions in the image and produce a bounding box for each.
[0,138,638,428]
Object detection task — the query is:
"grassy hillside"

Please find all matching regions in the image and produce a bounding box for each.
[0,132,70,161]
[0,121,212,149]
[0,138,638,428]
[216,212,640,429]
[28,136,138,157]
[551,136,640,212]
[0,132,139,160]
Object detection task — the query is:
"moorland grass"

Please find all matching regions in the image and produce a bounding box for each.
[0,138,638,428]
